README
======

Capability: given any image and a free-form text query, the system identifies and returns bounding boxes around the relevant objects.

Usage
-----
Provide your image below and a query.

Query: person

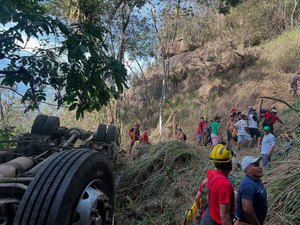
[260,126,276,168]
[128,124,140,155]
[247,108,262,149]
[290,72,300,99]
[140,128,150,145]
[200,144,235,225]
[210,117,222,150]
[262,108,282,134]
[176,128,187,141]
[203,120,212,147]
[234,114,253,151]
[235,156,267,225]
[197,117,206,145]
[226,114,236,147]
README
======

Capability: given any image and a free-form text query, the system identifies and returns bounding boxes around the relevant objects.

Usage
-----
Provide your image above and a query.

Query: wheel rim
[73,179,112,225]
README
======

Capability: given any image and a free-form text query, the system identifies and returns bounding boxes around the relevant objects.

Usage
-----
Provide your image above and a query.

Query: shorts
[237,133,253,142]
[248,128,261,138]
[130,139,136,146]
[291,84,297,91]
[211,134,220,146]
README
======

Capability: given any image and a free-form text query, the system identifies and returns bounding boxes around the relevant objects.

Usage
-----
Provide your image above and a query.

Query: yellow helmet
[210,144,232,163]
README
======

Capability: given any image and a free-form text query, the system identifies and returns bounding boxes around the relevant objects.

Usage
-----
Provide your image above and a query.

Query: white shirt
[248,114,258,128]
[234,119,248,135]
[261,133,276,154]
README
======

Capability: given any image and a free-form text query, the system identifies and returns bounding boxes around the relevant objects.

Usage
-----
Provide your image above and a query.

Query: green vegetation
[116,141,212,224]
[116,140,300,225]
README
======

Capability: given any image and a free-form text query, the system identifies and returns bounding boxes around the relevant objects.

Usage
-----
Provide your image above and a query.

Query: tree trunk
[291,0,298,28]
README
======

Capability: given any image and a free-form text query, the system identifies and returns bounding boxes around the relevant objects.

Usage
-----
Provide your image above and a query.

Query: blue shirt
[235,175,268,224]
[261,133,276,154]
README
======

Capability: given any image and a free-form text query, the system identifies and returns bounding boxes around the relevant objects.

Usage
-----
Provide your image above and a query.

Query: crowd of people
[196,105,281,168]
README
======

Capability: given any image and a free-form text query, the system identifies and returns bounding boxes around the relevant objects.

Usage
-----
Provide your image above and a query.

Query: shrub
[225,0,286,47]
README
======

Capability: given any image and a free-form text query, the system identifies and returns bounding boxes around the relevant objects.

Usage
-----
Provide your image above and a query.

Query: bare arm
[194,191,201,209]
[242,199,260,225]
[219,204,232,225]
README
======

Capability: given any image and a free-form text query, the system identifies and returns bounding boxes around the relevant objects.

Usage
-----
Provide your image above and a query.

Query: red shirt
[140,132,149,144]
[207,170,234,224]
[265,112,281,123]
[197,121,206,135]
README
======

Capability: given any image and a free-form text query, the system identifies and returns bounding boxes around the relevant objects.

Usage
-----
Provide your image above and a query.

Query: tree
[0,0,128,118]
[45,0,151,123]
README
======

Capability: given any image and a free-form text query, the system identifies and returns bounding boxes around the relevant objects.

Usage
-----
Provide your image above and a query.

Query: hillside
[115,25,300,225]
[123,26,300,145]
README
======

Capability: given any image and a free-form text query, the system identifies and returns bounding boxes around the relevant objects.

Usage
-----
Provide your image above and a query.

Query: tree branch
[260,96,300,112]
[0,86,24,97]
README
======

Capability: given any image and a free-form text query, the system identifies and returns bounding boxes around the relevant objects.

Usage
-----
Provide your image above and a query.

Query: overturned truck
[0,115,119,225]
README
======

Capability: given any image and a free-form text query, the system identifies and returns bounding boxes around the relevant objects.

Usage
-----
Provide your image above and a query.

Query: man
[235,156,267,225]
[210,117,222,150]
[247,109,262,149]
[290,72,300,99]
[128,124,140,155]
[234,114,253,151]
[261,126,276,167]
[197,117,206,145]
[262,108,282,134]
[200,144,235,225]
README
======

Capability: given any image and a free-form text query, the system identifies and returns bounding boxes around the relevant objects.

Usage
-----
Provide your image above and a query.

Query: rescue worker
[200,144,235,225]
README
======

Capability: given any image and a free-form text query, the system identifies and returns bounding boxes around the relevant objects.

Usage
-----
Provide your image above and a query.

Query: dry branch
[260,96,300,112]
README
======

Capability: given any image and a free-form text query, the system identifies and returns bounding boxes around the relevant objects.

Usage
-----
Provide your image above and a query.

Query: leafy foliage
[0,0,128,118]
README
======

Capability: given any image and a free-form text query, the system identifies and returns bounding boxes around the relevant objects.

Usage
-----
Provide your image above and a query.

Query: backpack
[263,113,275,127]
[183,175,226,225]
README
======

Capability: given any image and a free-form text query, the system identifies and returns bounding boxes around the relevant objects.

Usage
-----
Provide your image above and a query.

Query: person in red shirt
[140,128,150,145]
[200,144,235,225]
[128,124,140,155]
[197,117,206,145]
[262,108,282,134]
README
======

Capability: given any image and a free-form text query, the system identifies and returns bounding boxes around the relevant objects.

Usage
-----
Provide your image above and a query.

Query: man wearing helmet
[200,144,235,225]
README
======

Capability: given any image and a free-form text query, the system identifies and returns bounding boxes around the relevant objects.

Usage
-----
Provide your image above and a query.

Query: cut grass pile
[115,140,212,225]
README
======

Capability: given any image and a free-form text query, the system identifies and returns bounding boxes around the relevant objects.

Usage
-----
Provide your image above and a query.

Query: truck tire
[31,115,48,134]
[95,124,107,142]
[105,125,116,144]
[13,149,114,225]
[41,116,60,137]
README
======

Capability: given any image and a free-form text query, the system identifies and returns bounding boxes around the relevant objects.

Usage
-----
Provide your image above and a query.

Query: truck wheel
[31,115,48,134]
[105,125,116,144]
[13,149,114,225]
[95,124,107,142]
[41,116,60,137]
